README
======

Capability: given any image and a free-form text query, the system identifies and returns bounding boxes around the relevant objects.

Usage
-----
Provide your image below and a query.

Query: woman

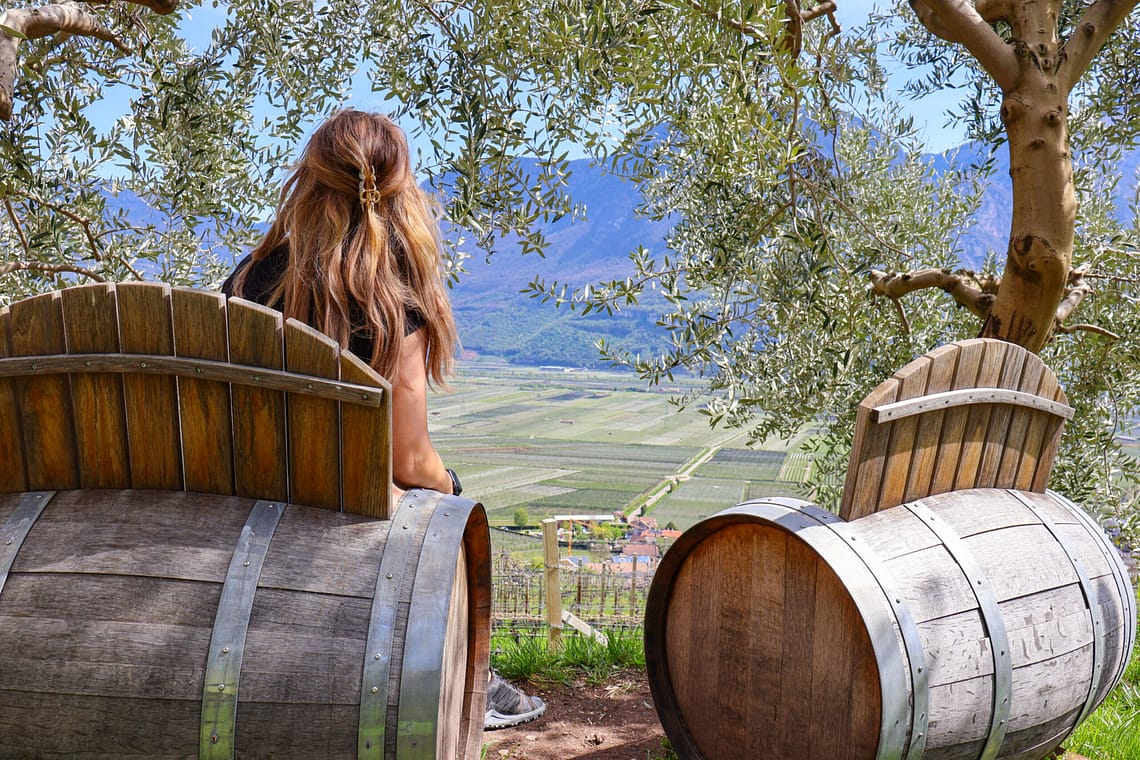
[222,108,457,496]
[222,108,545,730]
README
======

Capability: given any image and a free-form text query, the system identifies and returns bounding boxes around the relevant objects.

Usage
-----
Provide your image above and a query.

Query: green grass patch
[490,628,647,686]
[1064,588,1140,760]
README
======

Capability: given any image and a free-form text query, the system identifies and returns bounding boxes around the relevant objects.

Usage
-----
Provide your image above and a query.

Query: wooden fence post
[542,518,562,649]
[630,554,638,614]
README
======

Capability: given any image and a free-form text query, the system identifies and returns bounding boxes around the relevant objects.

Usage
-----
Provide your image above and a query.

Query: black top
[221,245,424,363]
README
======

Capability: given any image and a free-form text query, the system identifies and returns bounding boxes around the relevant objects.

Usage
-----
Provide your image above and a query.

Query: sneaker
[484,671,547,730]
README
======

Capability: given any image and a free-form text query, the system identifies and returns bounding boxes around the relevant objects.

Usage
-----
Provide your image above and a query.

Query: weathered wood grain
[61,284,131,488]
[879,357,931,508]
[11,490,249,581]
[929,339,986,496]
[903,343,960,503]
[284,318,341,510]
[647,491,1134,760]
[953,340,1009,490]
[8,291,79,489]
[227,298,288,502]
[258,504,391,597]
[843,339,1072,519]
[841,379,900,520]
[976,344,1028,487]
[116,282,183,490]
[0,488,490,759]
[659,521,878,760]
[340,350,391,518]
[172,288,234,495]
[0,308,27,491]
[438,550,469,759]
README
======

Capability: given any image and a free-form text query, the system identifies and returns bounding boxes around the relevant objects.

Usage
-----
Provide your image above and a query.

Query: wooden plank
[903,344,960,502]
[0,691,204,757]
[259,504,391,597]
[663,523,745,756]
[995,357,1046,487]
[117,283,183,490]
[1032,383,1069,491]
[7,291,79,490]
[12,489,249,582]
[238,590,372,704]
[928,340,986,495]
[233,703,357,758]
[0,309,28,491]
[0,353,384,405]
[950,340,1007,490]
[975,345,1028,487]
[227,299,288,502]
[340,351,391,518]
[172,288,234,495]
[437,550,469,759]
[60,284,130,488]
[1019,369,1063,490]
[775,536,818,755]
[878,357,932,510]
[840,379,900,520]
[285,319,341,510]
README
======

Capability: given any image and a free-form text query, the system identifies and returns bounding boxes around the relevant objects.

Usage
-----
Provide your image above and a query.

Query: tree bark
[979,0,1074,352]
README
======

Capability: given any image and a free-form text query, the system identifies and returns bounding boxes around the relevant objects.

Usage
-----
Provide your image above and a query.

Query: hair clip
[358,168,381,210]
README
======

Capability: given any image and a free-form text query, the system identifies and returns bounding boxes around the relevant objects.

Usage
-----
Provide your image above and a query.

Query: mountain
[102,140,1140,370]
[448,166,675,368]
[451,142,1140,368]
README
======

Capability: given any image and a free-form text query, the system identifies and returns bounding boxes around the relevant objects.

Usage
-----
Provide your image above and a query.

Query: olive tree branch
[15,189,104,260]
[1060,0,1140,92]
[907,0,1019,91]
[1,0,176,121]
[869,267,998,320]
[1053,270,1121,339]
[4,196,31,255]
[0,260,106,281]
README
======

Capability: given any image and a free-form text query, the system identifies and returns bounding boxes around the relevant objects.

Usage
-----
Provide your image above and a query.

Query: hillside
[450,142,1139,368]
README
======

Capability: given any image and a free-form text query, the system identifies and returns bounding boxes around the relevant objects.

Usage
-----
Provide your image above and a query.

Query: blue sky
[89,1,970,166]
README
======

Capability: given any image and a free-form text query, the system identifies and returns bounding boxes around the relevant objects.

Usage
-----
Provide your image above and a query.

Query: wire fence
[491,553,654,633]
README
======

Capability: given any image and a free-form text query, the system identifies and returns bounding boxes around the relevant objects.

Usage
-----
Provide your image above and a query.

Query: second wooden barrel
[645,488,1136,760]
[0,487,490,759]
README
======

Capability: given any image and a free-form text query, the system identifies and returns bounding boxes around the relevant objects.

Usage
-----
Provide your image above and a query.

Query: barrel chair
[645,338,1136,760]
[0,282,490,759]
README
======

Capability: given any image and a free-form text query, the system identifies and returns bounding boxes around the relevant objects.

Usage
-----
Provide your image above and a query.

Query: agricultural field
[430,362,813,530]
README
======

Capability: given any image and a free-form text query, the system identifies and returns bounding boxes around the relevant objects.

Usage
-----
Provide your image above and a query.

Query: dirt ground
[481,669,669,760]
[479,670,1094,760]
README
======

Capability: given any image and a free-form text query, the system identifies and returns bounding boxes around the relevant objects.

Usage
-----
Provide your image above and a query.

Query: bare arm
[390,328,455,494]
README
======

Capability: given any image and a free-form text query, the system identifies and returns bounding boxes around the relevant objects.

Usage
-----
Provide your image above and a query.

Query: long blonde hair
[234,109,456,384]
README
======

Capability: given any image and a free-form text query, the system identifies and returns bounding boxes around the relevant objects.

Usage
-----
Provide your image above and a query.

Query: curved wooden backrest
[0,282,392,517]
[840,338,1072,521]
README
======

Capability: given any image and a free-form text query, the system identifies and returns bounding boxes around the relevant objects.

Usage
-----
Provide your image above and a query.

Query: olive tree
[3,0,1139,536]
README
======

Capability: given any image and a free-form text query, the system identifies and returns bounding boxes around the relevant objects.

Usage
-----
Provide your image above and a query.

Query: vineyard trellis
[491,552,654,633]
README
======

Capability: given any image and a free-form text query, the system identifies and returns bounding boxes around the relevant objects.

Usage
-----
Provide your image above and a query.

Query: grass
[490,628,646,686]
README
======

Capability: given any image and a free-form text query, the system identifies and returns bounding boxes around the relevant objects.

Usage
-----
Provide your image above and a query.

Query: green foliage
[4,0,1139,539]
[511,507,529,528]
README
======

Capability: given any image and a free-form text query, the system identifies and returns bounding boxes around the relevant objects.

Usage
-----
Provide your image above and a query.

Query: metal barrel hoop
[905,500,1011,760]
[199,499,286,760]
[358,490,438,759]
[1044,490,1137,697]
[0,491,56,597]
[396,492,481,759]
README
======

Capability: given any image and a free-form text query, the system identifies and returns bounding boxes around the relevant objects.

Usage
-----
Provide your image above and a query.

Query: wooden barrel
[0,487,490,759]
[644,489,1136,760]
